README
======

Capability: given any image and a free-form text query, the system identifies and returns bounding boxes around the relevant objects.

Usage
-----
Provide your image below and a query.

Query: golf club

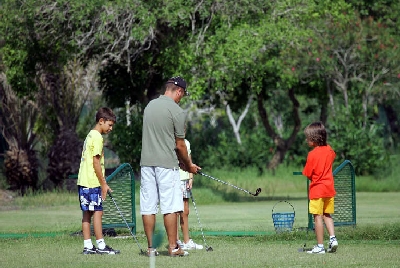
[189,189,213,252]
[107,191,147,255]
[297,227,312,252]
[198,171,261,196]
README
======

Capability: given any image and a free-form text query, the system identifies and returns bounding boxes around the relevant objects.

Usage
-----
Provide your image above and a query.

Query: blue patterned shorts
[78,186,103,211]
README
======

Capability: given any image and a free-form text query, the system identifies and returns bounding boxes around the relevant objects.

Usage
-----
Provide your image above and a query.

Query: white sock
[330,235,336,240]
[96,239,106,250]
[318,244,324,248]
[84,239,93,249]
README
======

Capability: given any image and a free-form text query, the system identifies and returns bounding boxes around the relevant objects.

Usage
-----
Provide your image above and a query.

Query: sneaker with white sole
[307,245,325,254]
[169,245,189,257]
[82,246,97,255]
[183,239,204,250]
[327,237,338,253]
[96,245,120,255]
[146,248,160,257]
[177,240,185,249]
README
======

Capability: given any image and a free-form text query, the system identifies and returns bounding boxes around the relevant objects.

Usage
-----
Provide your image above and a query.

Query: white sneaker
[327,237,338,253]
[307,245,325,254]
[183,239,204,250]
[177,240,185,249]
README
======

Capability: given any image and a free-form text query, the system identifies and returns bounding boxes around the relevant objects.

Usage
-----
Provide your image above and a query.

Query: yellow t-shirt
[179,139,191,181]
[77,129,105,188]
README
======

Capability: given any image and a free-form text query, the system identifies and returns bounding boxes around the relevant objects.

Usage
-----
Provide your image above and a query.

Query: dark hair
[95,107,116,123]
[304,121,327,146]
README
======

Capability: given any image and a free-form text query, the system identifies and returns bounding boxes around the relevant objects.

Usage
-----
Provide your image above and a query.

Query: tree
[37,59,101,187]
[0,73,39,193]
[188,0,352,169]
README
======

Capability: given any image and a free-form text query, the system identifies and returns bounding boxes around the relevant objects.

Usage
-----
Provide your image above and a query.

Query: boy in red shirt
[302,121,338,254]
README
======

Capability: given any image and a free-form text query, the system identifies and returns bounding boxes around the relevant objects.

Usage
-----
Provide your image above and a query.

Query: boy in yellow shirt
[77,107,119,254]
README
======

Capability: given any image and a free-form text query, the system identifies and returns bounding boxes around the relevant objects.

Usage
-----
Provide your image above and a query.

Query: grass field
[1,190,400,268]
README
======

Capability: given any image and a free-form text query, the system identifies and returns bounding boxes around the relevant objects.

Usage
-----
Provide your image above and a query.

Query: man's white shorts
[140,166,184,215]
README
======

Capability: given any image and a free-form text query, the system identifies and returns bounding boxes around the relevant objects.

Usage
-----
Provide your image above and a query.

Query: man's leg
[142,214,156,248]
[176,212,181,242]
[164,212,179,251]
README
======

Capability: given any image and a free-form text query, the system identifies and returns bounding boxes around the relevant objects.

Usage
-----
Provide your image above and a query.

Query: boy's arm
[187,154,194,189]
[93,155,111,200]
[302,154,314,180]
[176,137,201,174]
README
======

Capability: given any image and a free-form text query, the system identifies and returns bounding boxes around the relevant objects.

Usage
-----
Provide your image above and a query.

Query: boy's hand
[101,184,112,201]
[187,178,193,190]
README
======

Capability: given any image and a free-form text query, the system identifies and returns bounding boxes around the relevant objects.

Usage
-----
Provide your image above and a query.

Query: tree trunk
[47,128,83,188]
[257,88,301,170]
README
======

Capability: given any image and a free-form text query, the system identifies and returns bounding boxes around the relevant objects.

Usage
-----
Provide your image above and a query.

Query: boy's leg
[323,197,335,237]
[92,210,104,240]
[81,211,96,254]
[307,198,325,254]
[82,211,93,241]
[323,213,335,237]
[79,186,96,253]
[181,191,203,250]
[90,189,120,254]
[323,198,338,253]
[181,198,190,243]
[313,214,324,245]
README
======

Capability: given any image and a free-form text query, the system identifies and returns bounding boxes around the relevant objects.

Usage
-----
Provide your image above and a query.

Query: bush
[109,111,142,174]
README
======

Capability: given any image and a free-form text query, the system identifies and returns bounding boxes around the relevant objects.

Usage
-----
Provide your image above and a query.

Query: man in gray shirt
[140,76,201,257]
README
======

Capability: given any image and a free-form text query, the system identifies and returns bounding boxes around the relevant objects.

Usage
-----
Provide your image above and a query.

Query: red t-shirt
[302,145,336,199]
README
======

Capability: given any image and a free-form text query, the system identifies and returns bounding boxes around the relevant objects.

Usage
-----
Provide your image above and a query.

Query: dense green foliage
[108,111,143,173]
[1,0,400,191]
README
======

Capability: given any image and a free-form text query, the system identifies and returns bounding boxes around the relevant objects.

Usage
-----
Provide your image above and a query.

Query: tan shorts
[309,197,335,215]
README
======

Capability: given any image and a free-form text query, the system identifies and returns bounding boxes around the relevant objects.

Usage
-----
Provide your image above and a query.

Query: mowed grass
[1,191,400,267]
[1,235,400,268]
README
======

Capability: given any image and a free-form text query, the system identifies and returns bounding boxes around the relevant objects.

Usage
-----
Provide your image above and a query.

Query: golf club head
[206,246,213,252]
[253,188,262,196]
[298,247,312,252]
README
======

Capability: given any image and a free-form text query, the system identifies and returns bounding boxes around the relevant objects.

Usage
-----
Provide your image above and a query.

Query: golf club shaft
[189,189,212,251]
[198,171,261,196]
[107,191,145,254]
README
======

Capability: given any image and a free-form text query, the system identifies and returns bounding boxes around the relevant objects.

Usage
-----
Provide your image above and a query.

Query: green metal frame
[102,163,136,233]
[307,160,356,229]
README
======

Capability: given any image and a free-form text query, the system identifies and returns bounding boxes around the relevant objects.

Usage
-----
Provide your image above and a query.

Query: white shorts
[180,180,191,199]
[140,166,184,215]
